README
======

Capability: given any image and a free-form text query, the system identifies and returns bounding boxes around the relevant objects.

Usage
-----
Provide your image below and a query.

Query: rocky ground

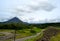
[36,27,60,41]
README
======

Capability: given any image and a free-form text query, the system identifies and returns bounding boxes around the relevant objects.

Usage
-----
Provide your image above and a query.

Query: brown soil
[36,27,60,41]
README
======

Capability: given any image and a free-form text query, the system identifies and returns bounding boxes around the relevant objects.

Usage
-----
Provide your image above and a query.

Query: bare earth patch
[36,27,60,41]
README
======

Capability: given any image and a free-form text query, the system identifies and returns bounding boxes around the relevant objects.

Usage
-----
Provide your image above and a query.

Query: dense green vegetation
[16,27,42,39]
[0,23,60,41]
[0,28,42,39]
[0,23,60,29]
[0,23,43,41]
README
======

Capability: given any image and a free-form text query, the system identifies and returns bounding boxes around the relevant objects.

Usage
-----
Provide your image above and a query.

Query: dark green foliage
[0,23,60,29]
[0,23,28,30]
[29,23,60,29]
[30,30,36,33]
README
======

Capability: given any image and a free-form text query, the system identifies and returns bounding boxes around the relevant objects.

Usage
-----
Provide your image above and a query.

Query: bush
[30,30,36,33]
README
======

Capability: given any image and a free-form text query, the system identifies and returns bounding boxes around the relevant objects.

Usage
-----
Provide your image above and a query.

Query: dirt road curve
[15,30,44,41]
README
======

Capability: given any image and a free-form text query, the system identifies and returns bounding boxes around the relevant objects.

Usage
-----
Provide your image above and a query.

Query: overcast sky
[0,0,60,23]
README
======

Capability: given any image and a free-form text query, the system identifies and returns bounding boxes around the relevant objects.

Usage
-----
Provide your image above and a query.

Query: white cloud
[12,0,56,23]
[29,1,55,11]
[14,0,55,15]
[0,0,58,23]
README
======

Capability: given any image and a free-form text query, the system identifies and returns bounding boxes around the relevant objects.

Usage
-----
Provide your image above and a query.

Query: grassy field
[0,29,14,32]
[0,33,5,36]
[25,29,44,41]
[16,27,42,39]
[25,32,43,41]
[0,27,42,41]
[50,33,60,41]
[0,26,60,41]
[50,27,60,41]
[25,27,60,41]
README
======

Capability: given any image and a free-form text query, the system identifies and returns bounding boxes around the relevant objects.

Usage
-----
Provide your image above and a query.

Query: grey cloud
[0,18,9,22]
[40,2,55,11]
[15,9,25,12]
[15,8,32,13]
[29,2,55,11]
[29,6,40,11]
[14,1,56,15]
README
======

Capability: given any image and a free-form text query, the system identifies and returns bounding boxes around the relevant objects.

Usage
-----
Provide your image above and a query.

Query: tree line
[0,23,60,29]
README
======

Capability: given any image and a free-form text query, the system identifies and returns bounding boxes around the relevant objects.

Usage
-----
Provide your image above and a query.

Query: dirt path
[0,32,14,41]
[0,30,44,41]
[15,30,44,41]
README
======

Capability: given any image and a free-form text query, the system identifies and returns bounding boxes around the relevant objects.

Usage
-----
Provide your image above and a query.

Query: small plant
[0,33,5,36]
[30,30,36,34]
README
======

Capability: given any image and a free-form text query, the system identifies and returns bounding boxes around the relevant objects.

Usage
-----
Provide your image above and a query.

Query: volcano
[0,17,28,25]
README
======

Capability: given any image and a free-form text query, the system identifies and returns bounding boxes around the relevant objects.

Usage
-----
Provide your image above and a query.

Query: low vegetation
[0,33,5,36]
[0,23,60,41]
[50,33,60,41]
[0,27,42,41]
[25,27,60,41]
[25,30,43,41]
[16,27,42,39]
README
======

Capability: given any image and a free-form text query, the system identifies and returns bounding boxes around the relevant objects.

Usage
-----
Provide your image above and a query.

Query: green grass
[25,30,43,41]
[25,27,60,41]
[0,27,42,39]
[5,39,13,41]
[50,33,60,41]
[32,27,42,33]
[0,29,14,33]
[25,33,43,41]
[0,33,5,36]
[16,27,42,39]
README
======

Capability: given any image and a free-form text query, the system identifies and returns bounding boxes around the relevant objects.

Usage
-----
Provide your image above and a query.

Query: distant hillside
[0,17,60,29]
[29,23,60,29]
[6,17,23,23]
[0,17,28,25]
